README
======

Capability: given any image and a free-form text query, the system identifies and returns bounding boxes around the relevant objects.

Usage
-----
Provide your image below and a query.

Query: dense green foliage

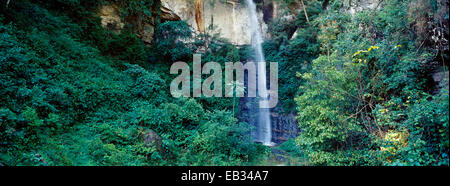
[266,0,449,165]
[0,0,267,166]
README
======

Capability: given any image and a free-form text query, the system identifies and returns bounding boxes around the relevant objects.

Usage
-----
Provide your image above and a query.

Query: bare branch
[300,0,310,23]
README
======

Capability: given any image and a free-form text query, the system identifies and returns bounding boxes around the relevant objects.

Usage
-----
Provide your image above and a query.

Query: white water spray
[245,0,273,146]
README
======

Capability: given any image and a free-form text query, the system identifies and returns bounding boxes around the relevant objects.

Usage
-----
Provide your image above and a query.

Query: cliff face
[96,0,299,45]
[158,0,382,44]
[97,3,158,44]
[160,0,269,45]
[96,0,385,45]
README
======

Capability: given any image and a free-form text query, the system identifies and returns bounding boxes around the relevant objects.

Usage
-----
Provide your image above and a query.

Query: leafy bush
[293,0,449,165]
[154,21,193,62]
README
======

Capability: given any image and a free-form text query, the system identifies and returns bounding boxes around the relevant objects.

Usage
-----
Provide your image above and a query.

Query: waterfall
[245,0,273,146]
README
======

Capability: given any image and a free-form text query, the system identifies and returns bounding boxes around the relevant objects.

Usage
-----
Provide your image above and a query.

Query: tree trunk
[232,96,235,125]
[300,0,310,23]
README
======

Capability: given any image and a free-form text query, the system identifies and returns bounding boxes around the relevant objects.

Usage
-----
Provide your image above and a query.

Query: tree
[300,0,310,23]
[226,81,245,122]
[154,21,193,62]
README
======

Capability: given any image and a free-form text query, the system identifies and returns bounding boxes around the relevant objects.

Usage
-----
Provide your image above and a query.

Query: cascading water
[245,0,273,146]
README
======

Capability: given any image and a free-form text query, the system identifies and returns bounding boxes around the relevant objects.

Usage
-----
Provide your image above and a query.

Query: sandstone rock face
[161,0,270,45]
[98,5,124,34]
[161,5,181,21]
[97,1,296,45]
[98,4,157,44]
[97,1,300,45]
[140,23,155,44]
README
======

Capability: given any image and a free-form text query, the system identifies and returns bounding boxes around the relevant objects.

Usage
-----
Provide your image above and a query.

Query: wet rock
[271,111,300,145]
